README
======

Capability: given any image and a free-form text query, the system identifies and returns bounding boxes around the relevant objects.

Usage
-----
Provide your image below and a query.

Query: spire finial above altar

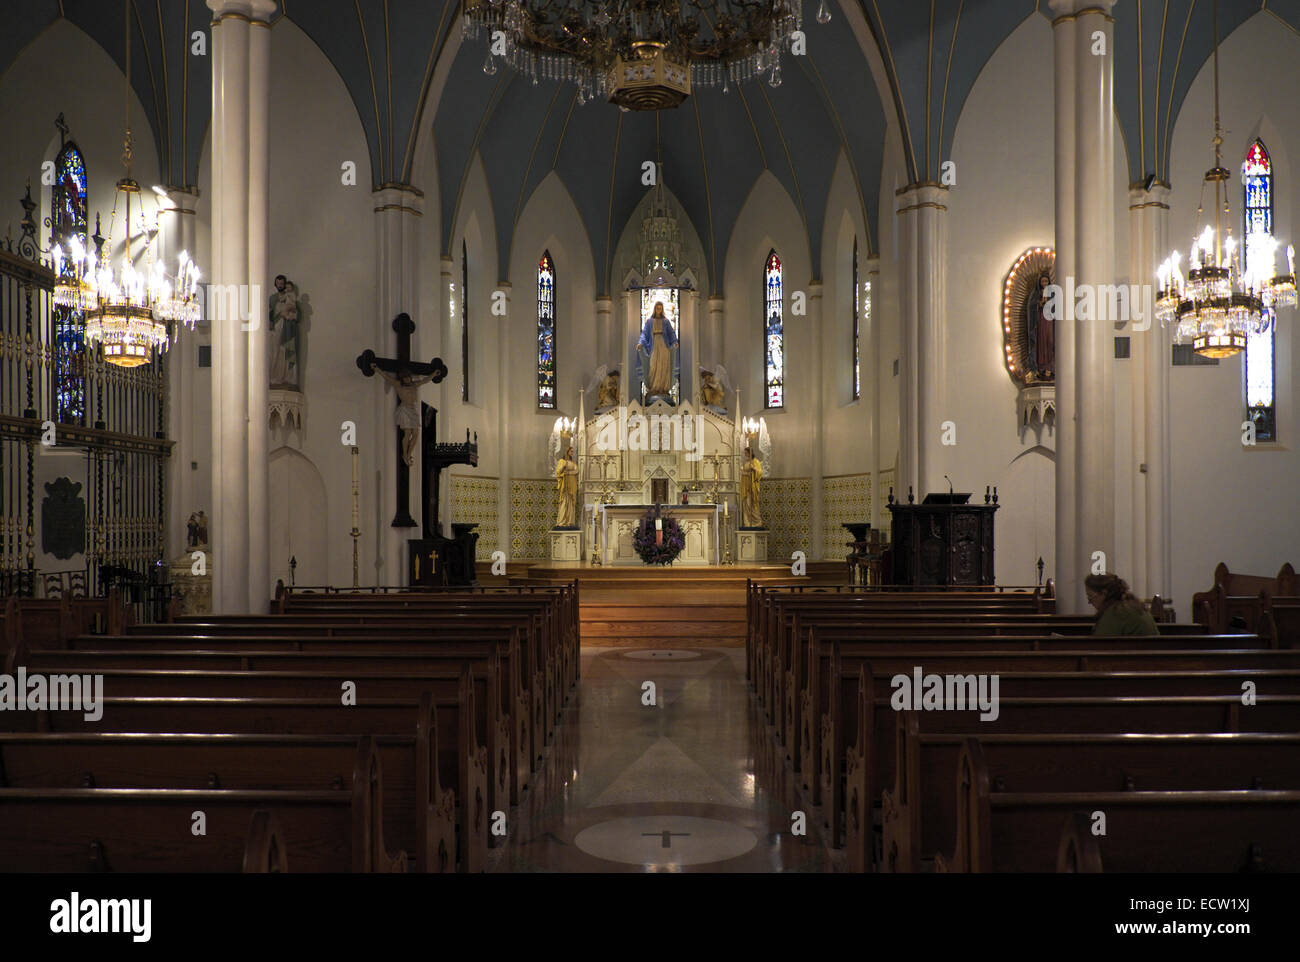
[640,164,684,285]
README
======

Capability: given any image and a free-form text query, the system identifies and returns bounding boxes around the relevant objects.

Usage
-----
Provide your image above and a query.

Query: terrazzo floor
[488,646,840,872]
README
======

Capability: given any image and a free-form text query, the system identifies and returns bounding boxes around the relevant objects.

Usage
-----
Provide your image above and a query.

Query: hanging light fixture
[1154,0,1292,358]
[463,0,808,111]
[51,0,200,367]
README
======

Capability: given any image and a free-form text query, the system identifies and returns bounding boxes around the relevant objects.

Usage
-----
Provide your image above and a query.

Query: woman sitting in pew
[1085,574,1159,636]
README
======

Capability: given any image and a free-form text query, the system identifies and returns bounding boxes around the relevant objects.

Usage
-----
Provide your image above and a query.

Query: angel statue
[699,364,730,415]
[636,300,678,403]
[740,445,764,528]
[586,366,621,413]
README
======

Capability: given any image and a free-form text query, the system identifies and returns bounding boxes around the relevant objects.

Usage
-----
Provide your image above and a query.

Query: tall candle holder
[350,446,360,588]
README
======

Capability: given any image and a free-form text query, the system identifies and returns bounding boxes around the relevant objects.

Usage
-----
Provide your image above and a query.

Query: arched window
[764,249,783,409]
[51,139,88,424]
[852,237,860,401]
[537,250,556,409]
[461,238,469,403]
[1243,139,1276,442]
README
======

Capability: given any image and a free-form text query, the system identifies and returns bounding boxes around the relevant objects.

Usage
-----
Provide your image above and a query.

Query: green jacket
[1093,602,1160,636]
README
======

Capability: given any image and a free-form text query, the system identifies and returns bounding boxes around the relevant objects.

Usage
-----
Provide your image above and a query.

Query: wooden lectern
[886,488,998,586]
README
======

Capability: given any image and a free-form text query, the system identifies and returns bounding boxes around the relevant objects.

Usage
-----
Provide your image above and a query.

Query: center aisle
[489,646,837,871]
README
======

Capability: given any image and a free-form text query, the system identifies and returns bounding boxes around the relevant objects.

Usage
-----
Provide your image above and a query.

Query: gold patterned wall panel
[451,475,500,557]
[510,478,561,560]
[822,473,872,560]
[758,477,811,565]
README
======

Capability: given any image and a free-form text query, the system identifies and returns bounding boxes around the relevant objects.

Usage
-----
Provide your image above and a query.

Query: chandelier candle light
[1154,0,1294,358]
[52,0,201,367]
[462,0,822,110]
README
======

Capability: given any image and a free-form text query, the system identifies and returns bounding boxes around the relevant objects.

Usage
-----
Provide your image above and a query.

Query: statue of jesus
[637,301,678,400]
[376,369,435,466]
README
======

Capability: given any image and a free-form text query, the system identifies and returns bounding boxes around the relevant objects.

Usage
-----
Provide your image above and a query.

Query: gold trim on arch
[869,0,920,183]
[377,181,424,196]
[373,203,423,216]
[1051,7,1115,26]
[895,181,950,195]
[896,201,948,214]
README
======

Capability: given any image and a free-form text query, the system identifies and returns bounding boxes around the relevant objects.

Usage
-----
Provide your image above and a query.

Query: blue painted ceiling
[3,1,1293,292]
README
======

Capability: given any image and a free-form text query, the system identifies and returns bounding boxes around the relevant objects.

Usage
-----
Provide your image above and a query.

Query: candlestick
[350,446,360,588]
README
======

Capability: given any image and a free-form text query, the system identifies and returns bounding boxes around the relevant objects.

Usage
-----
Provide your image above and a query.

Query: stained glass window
[537,251,556,409]
[852,237,860,401]
[1243,139,1276,442]
[764,249,783,409]
[52,141,88,424]
[461,238,469,403]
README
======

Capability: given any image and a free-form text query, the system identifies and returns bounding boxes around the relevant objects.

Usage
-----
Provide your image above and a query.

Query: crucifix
[356,313,448,528]
[642,830,691,849]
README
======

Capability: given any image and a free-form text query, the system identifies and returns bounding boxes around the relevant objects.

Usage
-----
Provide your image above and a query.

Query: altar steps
[579,601,747,647]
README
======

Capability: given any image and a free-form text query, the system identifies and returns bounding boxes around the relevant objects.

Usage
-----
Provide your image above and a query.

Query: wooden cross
[356,313,447,527]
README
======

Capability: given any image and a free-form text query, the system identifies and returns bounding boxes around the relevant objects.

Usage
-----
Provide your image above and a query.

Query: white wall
[1164,11,1300,610]
[723,171,815,475]
[506,171,598,479]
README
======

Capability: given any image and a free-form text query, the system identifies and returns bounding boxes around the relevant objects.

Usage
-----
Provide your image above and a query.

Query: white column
[895,183,948,499]
[1074,1,1117,611]
[439,254,455,538]
[808,280,825,558]
[595,295,612,364]
[372,184,425,581]
[246,16,270,607]
[496,281,513,557]
[207,2,254,611]
[1050,0,1079,611]
[708,295,725,367]
[866,256,881,529]
[162,187,199,558]
[1129,184,1172,602]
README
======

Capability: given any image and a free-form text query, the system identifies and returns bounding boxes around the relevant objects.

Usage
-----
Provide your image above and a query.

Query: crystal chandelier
[51,0,200,367]
[463,0,827,110]
[1154,0,1294,358]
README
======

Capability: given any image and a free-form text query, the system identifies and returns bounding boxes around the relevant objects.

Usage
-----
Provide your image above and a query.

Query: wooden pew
[1,595,19,654]
[11,649,493,871]
[164,609,567,742]
[1192,562,1297,633]
[881,715,1300,872]
[20,640,516,817]
[937,739,1300,872]
[0,735,407,872]
[842,667,1300,871]
[803,629,1269,826]
[56,631,532,806]
[0,725,457,874]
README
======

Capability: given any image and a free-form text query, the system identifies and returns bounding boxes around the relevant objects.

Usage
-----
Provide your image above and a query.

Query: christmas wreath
[632,508,685,565]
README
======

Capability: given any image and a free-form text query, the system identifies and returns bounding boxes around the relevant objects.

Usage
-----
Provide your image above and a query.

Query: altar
[592,503,721,566]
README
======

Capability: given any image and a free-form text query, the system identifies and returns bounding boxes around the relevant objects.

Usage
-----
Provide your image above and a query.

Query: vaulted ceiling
[4,1,1295,292]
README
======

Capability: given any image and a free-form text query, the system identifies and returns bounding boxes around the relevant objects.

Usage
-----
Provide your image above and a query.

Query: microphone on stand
[944,474,954,497]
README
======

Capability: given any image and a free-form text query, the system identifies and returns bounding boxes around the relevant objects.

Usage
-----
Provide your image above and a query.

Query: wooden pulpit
[886,490,998,586]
